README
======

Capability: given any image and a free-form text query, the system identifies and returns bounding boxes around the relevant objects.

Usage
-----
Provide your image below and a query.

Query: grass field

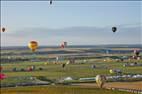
[1,85,133,94]
[1,47,142,94]
[1,59,142,85]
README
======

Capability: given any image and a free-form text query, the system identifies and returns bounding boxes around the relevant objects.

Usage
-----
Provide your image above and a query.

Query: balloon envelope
[50,0,52,4]
[134,49,140,56]
[0,66,2,71]
[109,69,114,74]
[1,27,6,32]
[96,75,106,88]
[112,27,117,32]
[0,73,6,80]
[28,41,38,52]
[61,44,65,48]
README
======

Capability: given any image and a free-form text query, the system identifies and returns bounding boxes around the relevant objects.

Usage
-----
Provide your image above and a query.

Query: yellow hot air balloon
[28,41,38,52]
[109,69,114,74]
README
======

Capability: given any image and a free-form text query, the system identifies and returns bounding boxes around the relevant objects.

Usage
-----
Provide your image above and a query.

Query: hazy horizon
[1,44,142,47]
[1,1,142,46]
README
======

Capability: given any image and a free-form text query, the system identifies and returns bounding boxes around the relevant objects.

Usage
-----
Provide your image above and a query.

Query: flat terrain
[73,81,142,90]
[1,85,133,94]
[1,46,142,94]
[1,60,142,85]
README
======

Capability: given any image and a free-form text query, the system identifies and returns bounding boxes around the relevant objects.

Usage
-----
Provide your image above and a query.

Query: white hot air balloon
[96,75,106,88]
[66,61,70,65]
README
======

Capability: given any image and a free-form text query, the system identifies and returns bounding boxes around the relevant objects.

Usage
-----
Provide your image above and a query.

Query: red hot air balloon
[60,42,67,48]
[0,66,6,80]
[61,44,65,48]
[0,73,6,80]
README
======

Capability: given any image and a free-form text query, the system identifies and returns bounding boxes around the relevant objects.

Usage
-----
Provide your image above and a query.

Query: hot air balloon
[109,69,114,74]
[1,27,6,32]
[60,42,67,48]
[66,61,70,65]
[62,63,66,68]
[96,75,106,88]
[63,42,67,47]
[61,44,65,48]
[112,27,117,33]
[28,41,38,52]
[50,0,52,5]
[134,49,140,57]
[0,67,6,80]
[0,73,6,80]
[0,66,2,71]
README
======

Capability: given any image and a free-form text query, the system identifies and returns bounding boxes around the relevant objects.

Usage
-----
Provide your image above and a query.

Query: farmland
[1,45,142,94]
[1,85,134,94]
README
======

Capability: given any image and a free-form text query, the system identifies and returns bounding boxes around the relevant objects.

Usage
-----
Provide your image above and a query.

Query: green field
[1,59,142,85]
[1,85,133,94]
[1,47,142,94]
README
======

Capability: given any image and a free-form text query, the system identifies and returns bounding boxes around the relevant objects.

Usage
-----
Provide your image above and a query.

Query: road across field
[73,81,142,90]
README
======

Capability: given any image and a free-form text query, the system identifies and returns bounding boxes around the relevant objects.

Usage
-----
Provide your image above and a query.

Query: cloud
[1,25,142,46]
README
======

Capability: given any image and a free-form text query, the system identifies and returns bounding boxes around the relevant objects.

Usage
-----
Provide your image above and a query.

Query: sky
[1,1,142,46]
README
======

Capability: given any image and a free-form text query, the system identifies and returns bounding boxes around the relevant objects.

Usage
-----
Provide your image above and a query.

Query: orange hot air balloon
[1,27,6,32]
[28,41,38,52]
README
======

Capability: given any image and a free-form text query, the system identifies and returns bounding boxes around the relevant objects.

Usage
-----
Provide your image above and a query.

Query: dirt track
[73,81,142,90]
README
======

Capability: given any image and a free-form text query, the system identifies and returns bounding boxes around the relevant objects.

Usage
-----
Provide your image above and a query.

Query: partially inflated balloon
[96,75,106,88]
[28,41,38,52]
[0,73,6,80]
[134,49,140,56]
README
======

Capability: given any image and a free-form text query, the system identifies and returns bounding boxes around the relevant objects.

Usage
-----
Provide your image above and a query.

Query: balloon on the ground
[0,66,2,71]
[109,69,114,74]
[62,63,66,68]
[96,75,106,88]
[66,61,70,65]
[134,49,140,56]
[44,62,48,65]
[0,73,6,80]
[92,65,96,69]
[39,67,43,70]
[28,41,38,52]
